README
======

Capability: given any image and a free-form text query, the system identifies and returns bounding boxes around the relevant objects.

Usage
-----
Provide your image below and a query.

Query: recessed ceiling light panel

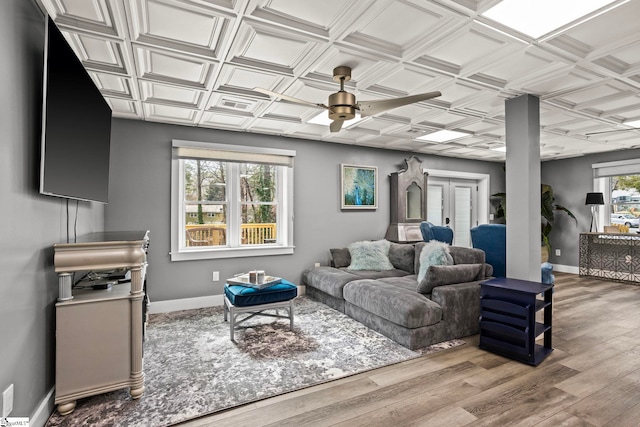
[417,130,470,143]
[482,0,618,38]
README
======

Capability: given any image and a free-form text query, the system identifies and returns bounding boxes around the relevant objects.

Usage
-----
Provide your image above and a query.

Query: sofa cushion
[343,279,442,328]
[224,282,297,307]
[417,263,485,294]
[347,240,394,271]
[378,275,420,292]
[388,243,415,273]
[330,248,351,268]
[303,267,363,299]
[416,241,454,282]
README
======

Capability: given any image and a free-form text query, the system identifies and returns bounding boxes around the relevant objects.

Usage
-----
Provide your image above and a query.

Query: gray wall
[107,118,506,302]
[542,148,640,267]
[0,0,105,420]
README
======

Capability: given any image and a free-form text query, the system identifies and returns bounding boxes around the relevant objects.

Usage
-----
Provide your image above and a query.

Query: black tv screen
[40,16,112,204]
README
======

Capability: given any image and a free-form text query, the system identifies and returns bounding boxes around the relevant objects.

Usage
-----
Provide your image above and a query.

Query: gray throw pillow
[417,263,485,294]
[388,243,415,273]
[347,240,394,271]
[330,248,351,268]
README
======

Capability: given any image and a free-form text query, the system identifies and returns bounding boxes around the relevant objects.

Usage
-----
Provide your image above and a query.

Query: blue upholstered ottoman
[223,280,297,341]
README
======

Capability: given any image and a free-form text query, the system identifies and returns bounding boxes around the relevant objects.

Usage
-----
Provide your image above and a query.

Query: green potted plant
[492,184,577,261]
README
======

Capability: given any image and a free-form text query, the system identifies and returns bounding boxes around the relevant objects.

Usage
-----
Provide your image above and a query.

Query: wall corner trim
[31,386,55,427]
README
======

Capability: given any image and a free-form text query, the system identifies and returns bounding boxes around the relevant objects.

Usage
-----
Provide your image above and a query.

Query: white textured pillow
[417,241,453,282]
[347,240,394,271]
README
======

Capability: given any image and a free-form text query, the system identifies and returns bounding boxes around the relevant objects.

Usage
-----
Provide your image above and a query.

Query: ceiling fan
[254,66,442,132]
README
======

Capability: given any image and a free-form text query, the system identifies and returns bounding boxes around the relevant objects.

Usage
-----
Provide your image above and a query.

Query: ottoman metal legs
[223,296,294,341]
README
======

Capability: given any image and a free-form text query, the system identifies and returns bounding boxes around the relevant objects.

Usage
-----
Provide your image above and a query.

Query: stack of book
[227,273,281,290]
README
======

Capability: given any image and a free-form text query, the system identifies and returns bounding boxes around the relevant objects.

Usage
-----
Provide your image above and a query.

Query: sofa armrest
[484,263,493,278]
[431,282,481,336]
[417,263,484,294]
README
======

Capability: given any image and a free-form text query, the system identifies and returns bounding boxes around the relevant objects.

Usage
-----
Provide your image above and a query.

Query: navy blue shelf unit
[479,277,553,366]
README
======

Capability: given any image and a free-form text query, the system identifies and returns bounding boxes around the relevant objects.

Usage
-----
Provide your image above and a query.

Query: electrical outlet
[314,262,320,268]
[555,249,561,256]
[2,383,14,417]
[212,271,219,281]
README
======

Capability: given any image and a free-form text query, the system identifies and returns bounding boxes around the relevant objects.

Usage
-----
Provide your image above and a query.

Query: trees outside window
[171,140,295,261]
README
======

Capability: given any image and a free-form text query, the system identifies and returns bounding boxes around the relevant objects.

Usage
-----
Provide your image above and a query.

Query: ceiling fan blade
[253,87,328,109]
[586,127,640,136]
[357,91,442,117]
[330,119,344,132]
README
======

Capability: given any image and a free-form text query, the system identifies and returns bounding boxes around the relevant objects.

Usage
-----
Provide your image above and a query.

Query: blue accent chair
[470,224,507,277]
[470,224,555,284]
[541,262,555,285]
[419,221,454,245]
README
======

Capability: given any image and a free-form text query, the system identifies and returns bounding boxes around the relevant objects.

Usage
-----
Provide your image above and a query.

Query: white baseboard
[148,285,306,314]
[31,386,55,427]
[553,264,579,274]
[148,294,224,314]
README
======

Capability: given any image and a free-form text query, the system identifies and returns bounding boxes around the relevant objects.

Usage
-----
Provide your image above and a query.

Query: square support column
[505,94,541,282]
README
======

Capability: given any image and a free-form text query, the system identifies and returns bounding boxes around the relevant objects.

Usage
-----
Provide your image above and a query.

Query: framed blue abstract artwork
[341,164,377,210]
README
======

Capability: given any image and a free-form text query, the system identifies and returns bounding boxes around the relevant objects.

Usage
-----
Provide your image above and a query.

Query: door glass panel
[427,177,477,247]
[454,186,472,247]
[427,185,443,225]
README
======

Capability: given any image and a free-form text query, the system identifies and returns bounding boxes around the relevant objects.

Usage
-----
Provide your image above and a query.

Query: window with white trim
[593,158,640,230]
[171,140,295,261]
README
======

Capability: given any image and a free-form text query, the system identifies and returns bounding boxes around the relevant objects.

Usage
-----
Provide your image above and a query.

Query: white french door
[427,178,478,247]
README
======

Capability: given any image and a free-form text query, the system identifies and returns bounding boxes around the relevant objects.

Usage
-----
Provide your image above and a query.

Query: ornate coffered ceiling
[39,0,640,161]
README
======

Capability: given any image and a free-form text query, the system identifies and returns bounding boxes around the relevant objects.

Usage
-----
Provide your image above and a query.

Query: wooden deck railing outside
[185,223,276,246]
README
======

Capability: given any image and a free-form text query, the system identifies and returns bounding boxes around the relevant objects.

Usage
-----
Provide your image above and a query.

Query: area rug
[46,296,464,427]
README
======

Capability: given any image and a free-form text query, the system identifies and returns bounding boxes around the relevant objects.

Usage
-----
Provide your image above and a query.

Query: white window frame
[592,158,640,231]
[170,140,295,261]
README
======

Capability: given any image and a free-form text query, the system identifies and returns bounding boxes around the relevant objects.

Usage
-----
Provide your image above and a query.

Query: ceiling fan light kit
[327,66,356,131]
[254,65,442,133]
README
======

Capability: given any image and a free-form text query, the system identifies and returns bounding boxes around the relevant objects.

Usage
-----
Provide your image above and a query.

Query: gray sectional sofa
[302,241,491,350]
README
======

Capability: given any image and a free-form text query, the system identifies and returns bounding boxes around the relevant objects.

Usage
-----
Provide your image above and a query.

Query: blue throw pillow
[347,240,395,271]
[417,241,453,282]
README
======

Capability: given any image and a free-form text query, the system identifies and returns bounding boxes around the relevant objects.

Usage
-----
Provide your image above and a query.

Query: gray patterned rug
[46,296,464,427]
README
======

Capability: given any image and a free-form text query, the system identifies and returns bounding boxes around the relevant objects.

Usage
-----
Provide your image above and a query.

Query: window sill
[170,245,295,261]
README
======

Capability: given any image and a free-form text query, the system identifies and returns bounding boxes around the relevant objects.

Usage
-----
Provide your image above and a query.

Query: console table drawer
[480,298,529,328]
[480,320,528,343]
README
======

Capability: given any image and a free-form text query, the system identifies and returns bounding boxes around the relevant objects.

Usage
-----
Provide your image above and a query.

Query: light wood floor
[179,273,640,427]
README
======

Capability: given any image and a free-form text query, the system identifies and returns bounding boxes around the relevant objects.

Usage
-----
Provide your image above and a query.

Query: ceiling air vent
[221,99,251,111]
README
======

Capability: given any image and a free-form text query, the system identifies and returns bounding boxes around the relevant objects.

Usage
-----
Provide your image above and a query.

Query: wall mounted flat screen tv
[40,16,112,204]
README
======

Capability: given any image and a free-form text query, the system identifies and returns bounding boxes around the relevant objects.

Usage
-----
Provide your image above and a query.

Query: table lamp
[585,192,604,232]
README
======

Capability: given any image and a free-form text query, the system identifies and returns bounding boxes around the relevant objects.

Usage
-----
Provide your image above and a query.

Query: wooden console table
[53,230,149,415]
[579,232,640,284]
